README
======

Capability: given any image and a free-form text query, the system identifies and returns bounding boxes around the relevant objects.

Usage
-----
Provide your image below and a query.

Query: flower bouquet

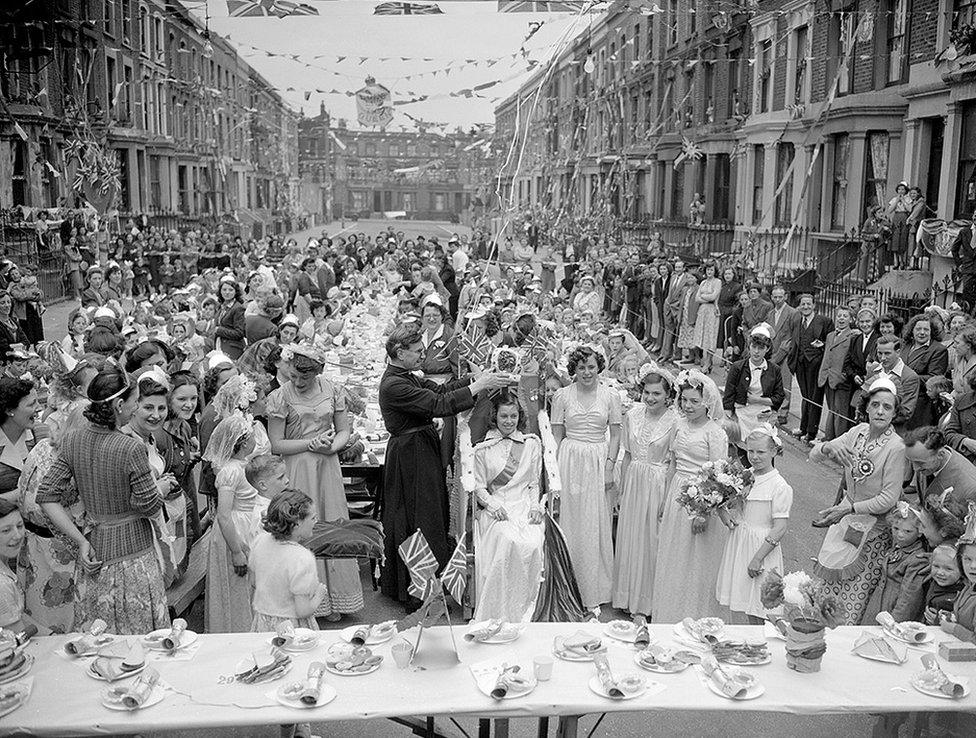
[675,459,754,527]
[760,571,840,673]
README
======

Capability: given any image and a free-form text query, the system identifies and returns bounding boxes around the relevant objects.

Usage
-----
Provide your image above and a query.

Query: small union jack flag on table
[398,529,439,600]
[440,539,467,605]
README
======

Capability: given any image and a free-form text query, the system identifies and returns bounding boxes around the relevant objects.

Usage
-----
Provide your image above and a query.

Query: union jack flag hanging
[374,2,444,14]
[398,529,438,600]
[226,0,319,17]
[440,539,467,605]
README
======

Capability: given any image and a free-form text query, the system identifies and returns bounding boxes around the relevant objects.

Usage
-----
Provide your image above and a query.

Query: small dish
[587,672,647,700]
[275,682,338,709]
[101,685,166,711]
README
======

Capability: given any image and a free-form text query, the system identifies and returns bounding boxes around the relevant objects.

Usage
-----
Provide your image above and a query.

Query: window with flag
[863,131,889,217]
[830,133,850,229]
[752,145,765,225]
[775,143,795,227]
[828,10,856,95]
[756,38,773,113]
[885,0,909,84]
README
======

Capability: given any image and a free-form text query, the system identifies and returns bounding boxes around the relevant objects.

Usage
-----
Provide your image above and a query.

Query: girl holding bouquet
[652,370,731,622]
[716,425,793,622]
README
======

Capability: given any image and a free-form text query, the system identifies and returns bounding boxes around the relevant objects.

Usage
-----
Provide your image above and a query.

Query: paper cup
[533,655,553,681]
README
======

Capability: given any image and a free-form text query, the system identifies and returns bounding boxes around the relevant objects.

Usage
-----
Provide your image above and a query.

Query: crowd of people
[0,212,974,677]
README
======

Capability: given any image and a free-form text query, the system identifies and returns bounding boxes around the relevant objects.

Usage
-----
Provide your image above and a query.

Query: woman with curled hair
[213,276,247,360]
[0,378,40,506]
[951,325,976,399]
[158,370,202,542]
[379,324,511,604]
[124,338,174,374]
[810,378,906,624]
[37,367,169,634]
[551,344,621,615]
[471,391,546,622]
[901,314,949,427]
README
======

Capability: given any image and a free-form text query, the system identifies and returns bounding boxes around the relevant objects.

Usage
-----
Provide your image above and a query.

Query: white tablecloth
[6,623,976,736]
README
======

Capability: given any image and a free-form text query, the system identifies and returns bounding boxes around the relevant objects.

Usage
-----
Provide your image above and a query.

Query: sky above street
[189,0,593,130]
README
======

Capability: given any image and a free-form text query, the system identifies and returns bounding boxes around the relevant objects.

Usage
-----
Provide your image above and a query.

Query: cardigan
[722,357,786,412]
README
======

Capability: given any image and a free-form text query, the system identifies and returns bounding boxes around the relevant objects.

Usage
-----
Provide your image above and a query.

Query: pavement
[38,218,874,737]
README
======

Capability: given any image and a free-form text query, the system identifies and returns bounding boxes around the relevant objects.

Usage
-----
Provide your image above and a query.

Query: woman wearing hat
[267,344,363,619]
[810,377,906,624]
[572,274,601,317]
[213,276,247,360]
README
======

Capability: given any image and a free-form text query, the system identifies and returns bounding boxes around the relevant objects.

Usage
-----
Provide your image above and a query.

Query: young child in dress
[203,413,259,633]
[864,502,929,623]
[249,488,326,629]
[941,508,976,643]
[716,425,792,624]
[925,544,964,625]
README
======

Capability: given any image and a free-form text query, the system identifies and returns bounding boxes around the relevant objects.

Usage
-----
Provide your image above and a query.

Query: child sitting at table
[941,506,976,643]
[248,488,326,630]
[924,544,964,625]
[864,502,928,623]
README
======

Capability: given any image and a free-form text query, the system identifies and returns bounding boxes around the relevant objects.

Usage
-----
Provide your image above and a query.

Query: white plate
[271,629,320,652]
[339,623,395,646]
[275,683,338,709]
[476,673,538,700]
[911,674,970,699]
[466,622,521,644]
[325,659,381,677]
[86,662,146,682]
[0,687,27,719]
[604,621,639,643]
[143,629,199,651]
[0,654,32,685]
[705,674,765,701]
[718,652,772,667]
[235,657,293,684]
[853,648,908,665]
[881,624,933,645]
[552,636,602,662]
[587,673,647,700]
[65,634,118,657]
[633,652,690,674]
[101,685,166,711]
[672,622,723,649]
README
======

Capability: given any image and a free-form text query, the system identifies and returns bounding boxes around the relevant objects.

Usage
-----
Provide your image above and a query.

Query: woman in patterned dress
[267,343,363,619]
[551,345,622,614]
[37,367,169,634]
[810,378,906,624]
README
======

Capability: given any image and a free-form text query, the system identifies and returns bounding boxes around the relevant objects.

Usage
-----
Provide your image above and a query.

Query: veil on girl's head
[675,368,724,420]
[212,374,257,421]
[202,412,252,469]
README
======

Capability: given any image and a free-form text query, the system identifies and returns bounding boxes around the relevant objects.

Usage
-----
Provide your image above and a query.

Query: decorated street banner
[226,0,319,17]
[356,77,394,128]
[374,2,444,14]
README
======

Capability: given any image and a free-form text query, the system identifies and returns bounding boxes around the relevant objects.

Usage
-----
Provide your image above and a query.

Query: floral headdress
[891,499,921,521]
[213,374,258,421]
[279,342,326,366]
[747,421,783,449]
[635,361,676,390]
[675,368,724,420]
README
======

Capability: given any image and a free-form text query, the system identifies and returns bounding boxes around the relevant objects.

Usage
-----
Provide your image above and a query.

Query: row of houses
[494,0,976,296]
[0,0,301,237]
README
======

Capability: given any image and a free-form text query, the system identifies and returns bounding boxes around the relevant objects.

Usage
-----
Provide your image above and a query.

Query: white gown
[472,430,546,623]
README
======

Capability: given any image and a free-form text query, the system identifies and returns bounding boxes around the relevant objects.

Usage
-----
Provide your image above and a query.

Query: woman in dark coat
[716,267,741,365]
[378,324,509,605]
[213,276,246,360]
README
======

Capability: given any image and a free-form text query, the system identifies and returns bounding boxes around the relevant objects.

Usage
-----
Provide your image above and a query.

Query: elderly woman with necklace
[267,343,362,619]
[379,325,510,605]
[810,377,906,625]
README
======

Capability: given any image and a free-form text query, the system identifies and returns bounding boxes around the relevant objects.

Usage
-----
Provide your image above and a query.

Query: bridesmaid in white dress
[716,425,792,622]
[612,364,678,621]
[551,346,621,614]
[472,391,545,623]
[652,370,732,623]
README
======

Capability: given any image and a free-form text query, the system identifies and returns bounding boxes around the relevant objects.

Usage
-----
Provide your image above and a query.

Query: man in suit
[660,260,689,363]
[903,426,976,519]
[818,305,854,441]
[768,285,799,426]
[865,335,920,433]
[902,315,951,426]
[843,308,879,401]
[789,293,833,442]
